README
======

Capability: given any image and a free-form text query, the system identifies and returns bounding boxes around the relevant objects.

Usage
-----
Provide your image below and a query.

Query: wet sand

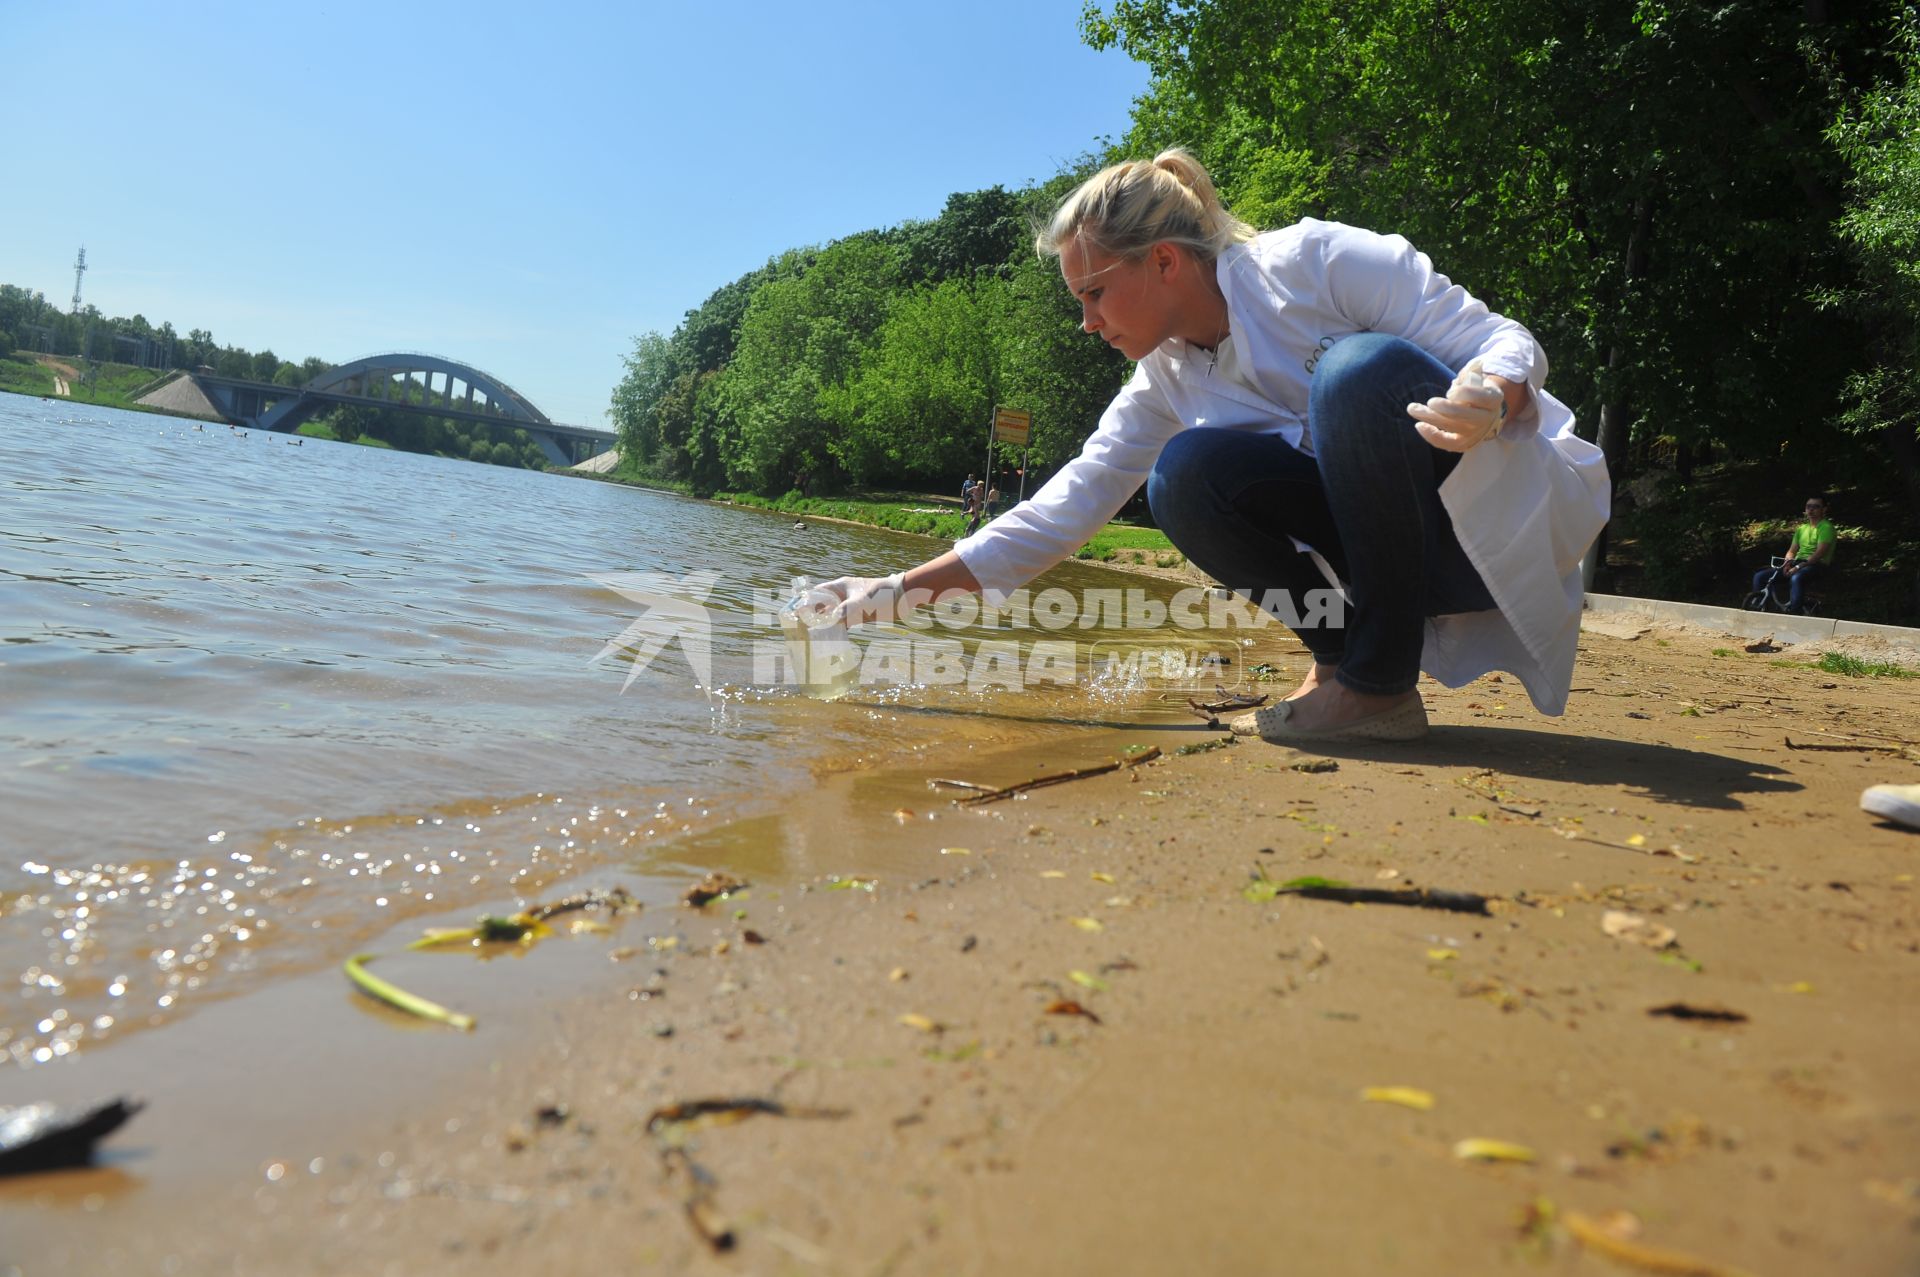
[6,621,1919,1276]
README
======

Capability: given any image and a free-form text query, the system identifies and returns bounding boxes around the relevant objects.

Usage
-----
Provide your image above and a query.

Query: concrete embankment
[567,448,621,474]
[133,372,227,422]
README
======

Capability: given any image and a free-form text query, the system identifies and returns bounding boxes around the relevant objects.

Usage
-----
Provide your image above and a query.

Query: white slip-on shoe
[1861,784,1920,831]
[1228,695,1429,743]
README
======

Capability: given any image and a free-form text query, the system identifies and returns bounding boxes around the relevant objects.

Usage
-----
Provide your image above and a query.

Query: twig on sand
[1784,736,1908,754]
[1281,884,1493,915]
[952,747,1164,807]
[647,1098,849,1251]
[1187,689,1269,725]
[927,777,998,793]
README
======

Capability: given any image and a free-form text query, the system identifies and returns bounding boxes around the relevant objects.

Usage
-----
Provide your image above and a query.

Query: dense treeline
[313,404,552,470]
[1,283,546,470]
[0,282,330,387]
[610,180,1132,497]
[609,1,1920,546]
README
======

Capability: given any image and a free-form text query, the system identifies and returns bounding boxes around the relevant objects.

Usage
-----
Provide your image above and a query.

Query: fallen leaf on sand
[1070,917,1105,933]
[1453,1138,1536,1163]
[939,847,972,856]
[1039,870,1066,879]
[1864,1178,1920,1214]
[1563,1209,1755,1276]
[1648,1002,1747,1025]
[1777,980,1816,994]
[1068,970,1109,992]
[1045,999,1103,1025]
[887,967,908,982]
[897,1013,941,1034]
[343,954,475,1031]
[1602,910,1678,950]
[682,873,746,908]
[1427,947,1459,961]
[1090,872,1116,884]
[1360,1086,1435,1111]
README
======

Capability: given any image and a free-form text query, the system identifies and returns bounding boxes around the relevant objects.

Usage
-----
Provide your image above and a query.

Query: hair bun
[1035,146,1255,263]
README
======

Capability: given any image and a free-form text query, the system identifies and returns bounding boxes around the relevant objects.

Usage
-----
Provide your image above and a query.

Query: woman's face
[1060,236,1171,361]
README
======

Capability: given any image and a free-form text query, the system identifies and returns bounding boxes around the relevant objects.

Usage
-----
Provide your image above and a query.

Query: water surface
[0,397,1291,1069]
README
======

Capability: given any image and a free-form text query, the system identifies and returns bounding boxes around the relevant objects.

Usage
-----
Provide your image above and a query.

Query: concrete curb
[1583,592,1920,646]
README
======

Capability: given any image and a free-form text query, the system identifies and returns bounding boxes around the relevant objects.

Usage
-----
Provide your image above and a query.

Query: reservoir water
[0,398,1294,1073]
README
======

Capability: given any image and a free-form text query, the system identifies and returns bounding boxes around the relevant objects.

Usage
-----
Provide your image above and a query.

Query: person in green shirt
[1752,494,1835,614]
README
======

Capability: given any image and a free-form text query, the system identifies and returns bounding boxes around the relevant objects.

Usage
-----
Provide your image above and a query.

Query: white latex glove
[816,572,908,627]
[1407,357,1508,452]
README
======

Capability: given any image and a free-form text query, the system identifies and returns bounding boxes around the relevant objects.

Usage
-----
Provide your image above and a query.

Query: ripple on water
[0,400,1302,1067]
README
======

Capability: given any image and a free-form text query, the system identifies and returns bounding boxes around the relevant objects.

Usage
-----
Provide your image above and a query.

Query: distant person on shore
[962,473,977,506]
[985,486,1001,520]
[1751,494,1835,615]
[963,482,985,536]
[814,148,1608,741]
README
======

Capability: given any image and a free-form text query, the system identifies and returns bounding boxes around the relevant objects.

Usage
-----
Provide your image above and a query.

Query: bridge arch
[308,353,553,426]
[200,350,613,466]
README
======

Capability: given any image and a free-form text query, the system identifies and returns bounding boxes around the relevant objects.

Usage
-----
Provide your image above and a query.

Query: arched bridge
[166,352,614,467]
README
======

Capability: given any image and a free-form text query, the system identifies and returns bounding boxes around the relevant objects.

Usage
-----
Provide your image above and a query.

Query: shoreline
[565,465,1211,586]
[9,619,1919,1274]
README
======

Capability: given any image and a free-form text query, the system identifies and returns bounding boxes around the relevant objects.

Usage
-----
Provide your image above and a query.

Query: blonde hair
[1036,147,1255,263]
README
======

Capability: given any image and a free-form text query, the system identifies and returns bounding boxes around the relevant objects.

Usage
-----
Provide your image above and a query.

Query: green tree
[1827,15,1920,512]
[184,329,216,369]
[833,276,1000,483]
[897,186,1029,285]
[715,236,899,491]
[610,330,673,463]
[489,441,518,467]
[1081,0,1915,539]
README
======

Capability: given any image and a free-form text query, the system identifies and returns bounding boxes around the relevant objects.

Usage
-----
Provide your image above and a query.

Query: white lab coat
[954,220,1611,715]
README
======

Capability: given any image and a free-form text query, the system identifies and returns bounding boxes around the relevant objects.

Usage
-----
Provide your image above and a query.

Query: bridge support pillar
[527,430,572,469]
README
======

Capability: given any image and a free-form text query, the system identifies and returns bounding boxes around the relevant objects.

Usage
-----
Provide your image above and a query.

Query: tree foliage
[1080,0,1917,504]
[607,166,1129,498]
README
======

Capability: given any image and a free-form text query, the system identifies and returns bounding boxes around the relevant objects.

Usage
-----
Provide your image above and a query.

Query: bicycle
[1742,556,1822,616]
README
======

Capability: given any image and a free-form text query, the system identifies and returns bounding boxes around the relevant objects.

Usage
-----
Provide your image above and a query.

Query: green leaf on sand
[344,953,476,1030]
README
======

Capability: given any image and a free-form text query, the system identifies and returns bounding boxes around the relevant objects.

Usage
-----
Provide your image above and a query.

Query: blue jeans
[1752,561,1825,612]
[1145,333,1497,695]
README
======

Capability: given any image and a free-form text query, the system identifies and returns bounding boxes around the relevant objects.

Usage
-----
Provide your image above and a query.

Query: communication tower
[71,246,88,314]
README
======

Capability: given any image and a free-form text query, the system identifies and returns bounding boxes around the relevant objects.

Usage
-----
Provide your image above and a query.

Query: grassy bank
[580,456,1184,566]
[295,421,394,449]
[715,489,1184,567]
[0,354,174,410]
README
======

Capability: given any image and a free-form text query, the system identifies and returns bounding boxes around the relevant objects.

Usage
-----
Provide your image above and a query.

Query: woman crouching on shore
[818,149,1610,742]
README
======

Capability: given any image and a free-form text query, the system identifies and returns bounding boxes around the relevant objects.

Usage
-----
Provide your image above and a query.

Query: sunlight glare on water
[0,399,1295,1067]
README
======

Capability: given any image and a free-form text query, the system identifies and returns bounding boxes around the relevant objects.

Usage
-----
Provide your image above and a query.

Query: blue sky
[0,1,1149,427]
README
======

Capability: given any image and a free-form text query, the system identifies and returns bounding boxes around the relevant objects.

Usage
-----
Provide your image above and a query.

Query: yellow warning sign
[992,406,1031,446]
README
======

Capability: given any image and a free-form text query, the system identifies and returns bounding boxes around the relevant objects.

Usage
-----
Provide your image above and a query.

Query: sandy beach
[6,616,1919,1277]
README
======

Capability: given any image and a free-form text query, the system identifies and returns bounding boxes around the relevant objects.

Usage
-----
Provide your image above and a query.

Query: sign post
[990,406,1032,506]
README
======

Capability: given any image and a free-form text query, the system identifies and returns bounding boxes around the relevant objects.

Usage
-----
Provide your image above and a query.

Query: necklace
[1201,296,1229,375]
